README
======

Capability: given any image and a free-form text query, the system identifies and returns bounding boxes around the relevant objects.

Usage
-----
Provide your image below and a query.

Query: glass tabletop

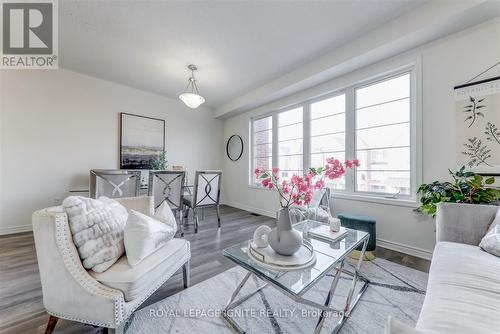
[222,220,369,296]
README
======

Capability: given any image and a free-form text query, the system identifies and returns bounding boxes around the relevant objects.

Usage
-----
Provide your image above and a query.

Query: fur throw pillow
[62,196,128,273]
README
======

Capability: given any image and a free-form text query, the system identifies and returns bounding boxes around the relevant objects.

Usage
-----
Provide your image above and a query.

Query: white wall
[222,18,500,259]
[0,69,223,234]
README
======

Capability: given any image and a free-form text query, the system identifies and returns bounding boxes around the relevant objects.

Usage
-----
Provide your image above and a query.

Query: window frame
[249,64,420,204]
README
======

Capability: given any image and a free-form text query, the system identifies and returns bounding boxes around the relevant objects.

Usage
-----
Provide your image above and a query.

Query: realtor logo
[1,0,58,69]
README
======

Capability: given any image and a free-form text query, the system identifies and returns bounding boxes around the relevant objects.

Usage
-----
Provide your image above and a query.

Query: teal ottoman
[337,213,376,259]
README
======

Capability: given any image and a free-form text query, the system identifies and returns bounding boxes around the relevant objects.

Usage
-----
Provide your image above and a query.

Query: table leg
[344,238,368,316]
[313,261,345,334]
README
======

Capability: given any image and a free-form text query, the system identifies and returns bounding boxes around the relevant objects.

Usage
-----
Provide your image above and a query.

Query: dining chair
[89,169,141,199]
[148,171,186,236]
[183,170,222,233]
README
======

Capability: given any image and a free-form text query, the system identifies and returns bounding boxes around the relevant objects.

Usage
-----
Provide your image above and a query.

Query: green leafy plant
[152,151,168,170]
[417,166,500,217]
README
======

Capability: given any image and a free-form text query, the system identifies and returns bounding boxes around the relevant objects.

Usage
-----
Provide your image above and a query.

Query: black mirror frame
[226,135,244,161]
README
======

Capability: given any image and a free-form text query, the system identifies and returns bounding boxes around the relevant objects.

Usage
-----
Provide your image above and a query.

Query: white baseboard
[0,224,32,235]
[222,201,275,218]
[377,238,433,260]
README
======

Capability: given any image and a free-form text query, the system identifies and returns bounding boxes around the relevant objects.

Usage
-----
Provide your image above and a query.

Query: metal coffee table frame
[222,233,369,334]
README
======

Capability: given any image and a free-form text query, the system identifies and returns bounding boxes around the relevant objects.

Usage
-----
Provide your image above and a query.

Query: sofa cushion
[90,238,189,301]
[124,203,177,266]
[62,196,129,273]
[416,242,500,334]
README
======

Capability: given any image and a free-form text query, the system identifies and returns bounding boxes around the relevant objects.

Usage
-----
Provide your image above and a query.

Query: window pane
[253,117,272,132]
[254,143,272,158]
[356,171,410,195]
[356,98,410,129]
[254,129,272,145]
[279,107,303,126]
[311,94,345,119]
[356,147,410,171]
[355,71,412,196]
[255,157,272,170]
[279,138,302,155]
[356,74,410,109]
[279,123,303,142]
[311,113,345,136]
[356,123,409,150]
[311,133,345,153]
[279,155,302,171]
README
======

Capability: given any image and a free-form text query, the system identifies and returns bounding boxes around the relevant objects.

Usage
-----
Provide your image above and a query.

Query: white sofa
[388,202,500,334]
[32,196,191,333]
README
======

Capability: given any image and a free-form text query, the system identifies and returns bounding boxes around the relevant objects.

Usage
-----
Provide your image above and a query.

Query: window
[310,94,346,190]
[278,107,303,180]
[250,67,417,201]
[355,73,411,195]
[251,115,272,185]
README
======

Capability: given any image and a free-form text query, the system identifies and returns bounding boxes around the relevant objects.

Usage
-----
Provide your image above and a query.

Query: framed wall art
[120,112,165,169]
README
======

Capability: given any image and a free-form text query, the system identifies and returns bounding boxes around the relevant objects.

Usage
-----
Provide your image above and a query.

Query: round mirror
[226,135,243,161]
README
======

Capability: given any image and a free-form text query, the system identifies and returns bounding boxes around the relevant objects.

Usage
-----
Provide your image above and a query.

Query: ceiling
[60,0,426,109]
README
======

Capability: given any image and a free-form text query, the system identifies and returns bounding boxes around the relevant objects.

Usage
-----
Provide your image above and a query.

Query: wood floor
[0,205,430,334]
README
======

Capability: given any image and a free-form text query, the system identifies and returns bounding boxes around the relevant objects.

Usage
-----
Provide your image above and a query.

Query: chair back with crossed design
[89,169,141,199]
[148,171,185,211]
[193,171,222,208]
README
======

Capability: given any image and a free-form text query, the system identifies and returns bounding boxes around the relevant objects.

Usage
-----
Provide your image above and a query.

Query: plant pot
[268,208,302,256]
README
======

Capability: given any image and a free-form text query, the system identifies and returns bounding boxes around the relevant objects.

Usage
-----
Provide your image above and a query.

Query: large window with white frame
[250,67,417,200]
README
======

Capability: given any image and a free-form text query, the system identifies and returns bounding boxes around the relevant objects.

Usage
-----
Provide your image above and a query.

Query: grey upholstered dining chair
[183,171,222,233]
[89,169,141,199]
[148,171,186,236]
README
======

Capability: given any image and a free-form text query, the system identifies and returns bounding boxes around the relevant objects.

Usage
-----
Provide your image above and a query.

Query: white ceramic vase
[268,208,302,256]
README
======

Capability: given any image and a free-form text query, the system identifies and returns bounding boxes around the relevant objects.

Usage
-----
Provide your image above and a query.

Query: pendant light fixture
[179,64,205,109]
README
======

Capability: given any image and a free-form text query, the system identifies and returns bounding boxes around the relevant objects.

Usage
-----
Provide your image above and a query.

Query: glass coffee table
[221,220,370,334]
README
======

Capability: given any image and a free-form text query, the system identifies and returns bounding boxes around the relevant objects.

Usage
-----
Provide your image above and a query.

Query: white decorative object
[247,240,316,271]
[253,225,272,248]
[62,196,128,273]
[179,64,205,109]
[268,208,302,256]
[308,224,348,243]
[330,217,341,232]
[124,205,177,267]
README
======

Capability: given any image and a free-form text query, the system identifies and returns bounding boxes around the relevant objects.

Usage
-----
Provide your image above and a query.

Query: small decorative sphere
[253,225,272,248]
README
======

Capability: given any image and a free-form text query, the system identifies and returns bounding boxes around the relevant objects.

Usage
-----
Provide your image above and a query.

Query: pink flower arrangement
[254,157,360,208]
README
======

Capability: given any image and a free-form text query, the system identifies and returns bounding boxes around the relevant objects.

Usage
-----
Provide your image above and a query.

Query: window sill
[331,192,418,208]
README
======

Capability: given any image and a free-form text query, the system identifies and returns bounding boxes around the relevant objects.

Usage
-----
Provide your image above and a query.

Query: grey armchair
[32,196,191,333]
[148,170,186,236]
[89,169,141,199]
[183,171,222,233]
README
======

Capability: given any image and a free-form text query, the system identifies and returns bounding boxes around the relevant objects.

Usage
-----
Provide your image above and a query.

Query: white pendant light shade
[179,92,205,109]
[179,64,205,109]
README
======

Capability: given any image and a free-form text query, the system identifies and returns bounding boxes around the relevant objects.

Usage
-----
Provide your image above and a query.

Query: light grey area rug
[125,258,428,334]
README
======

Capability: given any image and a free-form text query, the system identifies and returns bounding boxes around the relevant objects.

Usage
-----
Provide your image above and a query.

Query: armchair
[32,196,191,333]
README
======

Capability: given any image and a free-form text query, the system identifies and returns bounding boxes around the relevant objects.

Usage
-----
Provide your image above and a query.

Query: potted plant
[254,157,359,255]
[417,166,500,217]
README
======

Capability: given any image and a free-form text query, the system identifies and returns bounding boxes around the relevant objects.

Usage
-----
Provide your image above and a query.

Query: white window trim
[249,61,422,207]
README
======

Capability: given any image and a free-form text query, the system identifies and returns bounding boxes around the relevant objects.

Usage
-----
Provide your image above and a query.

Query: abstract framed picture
[455,76,500,175]
[120,112,165,169]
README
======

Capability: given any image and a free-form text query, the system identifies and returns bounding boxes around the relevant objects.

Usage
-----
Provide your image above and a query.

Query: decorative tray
[247,239,316,271]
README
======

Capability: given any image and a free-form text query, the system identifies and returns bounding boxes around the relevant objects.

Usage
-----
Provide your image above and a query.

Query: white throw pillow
[124,202,177,266]
[62,196,128,273]
[479,208,500,257]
